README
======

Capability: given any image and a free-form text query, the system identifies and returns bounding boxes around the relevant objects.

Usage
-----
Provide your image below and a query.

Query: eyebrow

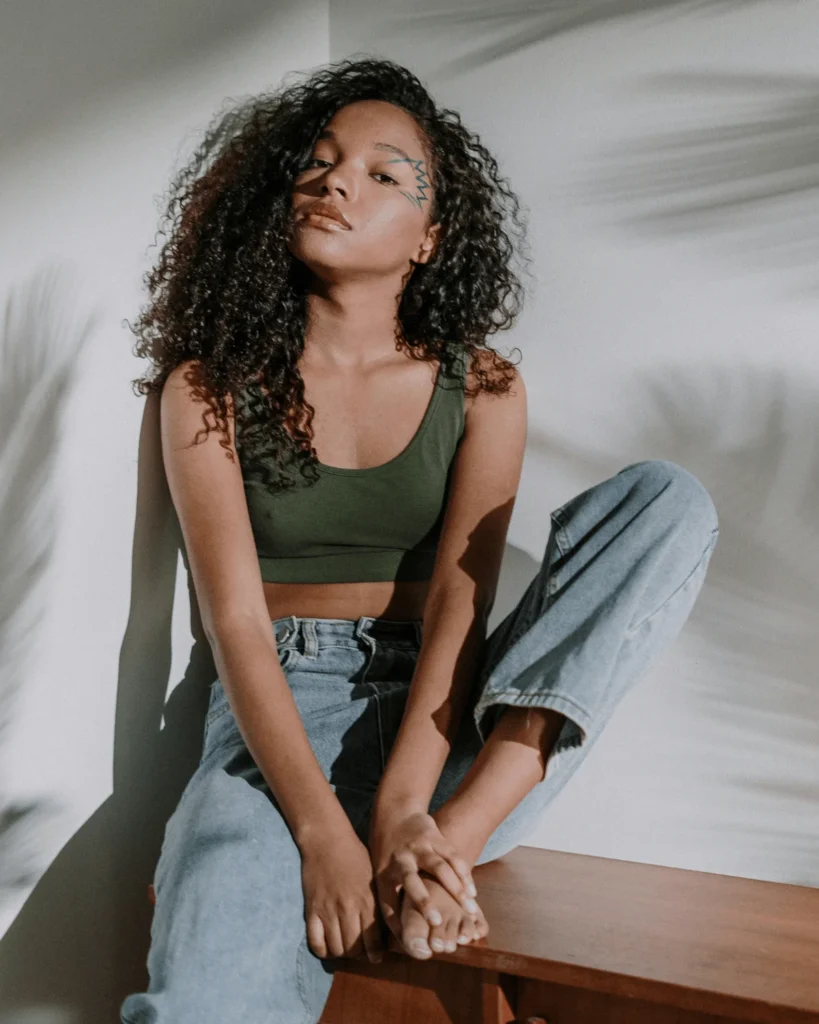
[317,129,414,165]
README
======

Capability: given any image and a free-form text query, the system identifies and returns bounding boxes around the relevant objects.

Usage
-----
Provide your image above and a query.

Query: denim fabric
[120,459,719,1024]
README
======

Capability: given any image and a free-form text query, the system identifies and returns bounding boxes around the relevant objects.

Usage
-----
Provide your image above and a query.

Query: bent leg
[429,459,720,864]
[120,724,336,1024]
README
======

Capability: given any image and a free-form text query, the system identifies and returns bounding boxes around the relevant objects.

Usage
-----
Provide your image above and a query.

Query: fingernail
[428,909,443,926]
[369,953,383,963]
[464,898,479,913]
[468,882,477,897]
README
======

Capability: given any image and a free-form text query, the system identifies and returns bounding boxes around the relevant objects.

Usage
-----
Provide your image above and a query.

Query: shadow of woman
[0,393,218,1023]
[0,386,545,1023]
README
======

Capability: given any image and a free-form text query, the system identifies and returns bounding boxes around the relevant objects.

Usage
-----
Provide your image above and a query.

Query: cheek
[364,201,423,245]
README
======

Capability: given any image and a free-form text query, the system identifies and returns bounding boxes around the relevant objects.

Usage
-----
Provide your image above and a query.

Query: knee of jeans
[623,459,719,538]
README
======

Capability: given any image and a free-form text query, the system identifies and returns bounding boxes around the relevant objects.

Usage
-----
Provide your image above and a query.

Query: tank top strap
[415,346,467,457]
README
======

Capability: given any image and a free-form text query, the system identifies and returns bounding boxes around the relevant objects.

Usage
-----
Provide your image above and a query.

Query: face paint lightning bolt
[386,157,431,212]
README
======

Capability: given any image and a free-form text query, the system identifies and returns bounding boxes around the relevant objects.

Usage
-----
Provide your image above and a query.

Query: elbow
[204,607,274,649]
[424,579,495,622]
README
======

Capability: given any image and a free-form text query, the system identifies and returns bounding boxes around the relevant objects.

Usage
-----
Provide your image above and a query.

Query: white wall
[0,3,329,1020]
[2,0,818,1020]
[332,0,819,884]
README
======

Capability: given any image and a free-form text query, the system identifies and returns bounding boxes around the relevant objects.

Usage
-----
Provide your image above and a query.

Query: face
[286,100,440,282]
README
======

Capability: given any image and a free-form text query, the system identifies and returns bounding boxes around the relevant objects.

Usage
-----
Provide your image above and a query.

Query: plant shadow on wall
[527,362,819,886]
[0,269,96,1014]
[402,0,798,77]
[407,4,818,293]
[0,269,97,896]
[0,308,217,1018]
[0,0,279,150]
[563,64,819,879]
[576,69,819,296]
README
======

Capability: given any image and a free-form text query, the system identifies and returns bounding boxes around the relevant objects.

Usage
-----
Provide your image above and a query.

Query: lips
[301,202,351,229]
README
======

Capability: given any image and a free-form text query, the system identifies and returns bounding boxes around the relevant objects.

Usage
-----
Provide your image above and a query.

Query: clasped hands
[369,808,489,960]
[300,806,488,964]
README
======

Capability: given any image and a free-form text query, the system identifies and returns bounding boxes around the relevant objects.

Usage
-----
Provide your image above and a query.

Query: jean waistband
[271,615,423,649]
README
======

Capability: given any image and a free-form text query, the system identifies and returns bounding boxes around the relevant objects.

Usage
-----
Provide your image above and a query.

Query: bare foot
[398,877,489,959]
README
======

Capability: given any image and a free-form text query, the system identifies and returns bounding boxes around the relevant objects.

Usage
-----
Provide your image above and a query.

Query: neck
[302,275,408,369]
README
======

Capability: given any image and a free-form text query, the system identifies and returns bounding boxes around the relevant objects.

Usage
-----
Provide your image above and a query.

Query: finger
[384,856,440,927]
[376,875,405,943]
[399,869,443,927]
[431,841,479,903]
[449,852,478,898]
[360,907,384,964]
[430,836,478,896]
[306,914,328,959]
[340,907,365,960]
[324,913,346,959]
[420,855,479,915]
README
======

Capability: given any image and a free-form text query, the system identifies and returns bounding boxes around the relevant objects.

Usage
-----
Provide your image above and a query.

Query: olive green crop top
[238,350,468,584]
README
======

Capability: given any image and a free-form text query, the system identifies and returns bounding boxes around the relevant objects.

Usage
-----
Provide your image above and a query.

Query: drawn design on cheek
[387,157,431,211]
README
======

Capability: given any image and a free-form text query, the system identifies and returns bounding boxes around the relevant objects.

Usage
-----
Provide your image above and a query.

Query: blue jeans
[120,459,719,1024]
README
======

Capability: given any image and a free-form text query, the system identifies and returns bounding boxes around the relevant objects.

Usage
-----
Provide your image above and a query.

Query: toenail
[409,939,431,955]
[430,938,444,951]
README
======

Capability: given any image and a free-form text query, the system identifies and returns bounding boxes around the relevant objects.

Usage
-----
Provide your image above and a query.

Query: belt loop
[303,619,317,658]
[284,615,300,648]
[355,616,377,684]
[354,616,375,642]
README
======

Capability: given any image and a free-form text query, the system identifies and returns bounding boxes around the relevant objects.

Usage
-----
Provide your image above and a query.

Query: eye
[303,158,397,185]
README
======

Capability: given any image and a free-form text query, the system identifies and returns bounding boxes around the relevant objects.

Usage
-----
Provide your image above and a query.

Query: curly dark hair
[127,54,532,491]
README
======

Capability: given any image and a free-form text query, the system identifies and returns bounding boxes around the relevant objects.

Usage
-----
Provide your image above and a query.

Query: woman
[120,56,719,1023]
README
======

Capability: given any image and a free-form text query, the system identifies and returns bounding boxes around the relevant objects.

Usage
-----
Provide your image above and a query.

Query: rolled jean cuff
[473,690,590,749]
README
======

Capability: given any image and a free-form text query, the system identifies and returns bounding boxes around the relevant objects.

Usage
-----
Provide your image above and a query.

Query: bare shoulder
[426,347,527,601]
[456,344,527,487]
[161,359,237,449]
[159,359,269,634]
[463,346,526,421]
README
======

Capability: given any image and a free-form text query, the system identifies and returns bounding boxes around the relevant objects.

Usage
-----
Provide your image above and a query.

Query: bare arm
[372,355,528,823]
[161,362,354,849]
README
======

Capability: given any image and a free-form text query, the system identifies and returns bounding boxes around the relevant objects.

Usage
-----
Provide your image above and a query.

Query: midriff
[262,579,430,623]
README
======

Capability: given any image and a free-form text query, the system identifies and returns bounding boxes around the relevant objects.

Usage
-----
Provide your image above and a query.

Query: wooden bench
[320,846,819,1024]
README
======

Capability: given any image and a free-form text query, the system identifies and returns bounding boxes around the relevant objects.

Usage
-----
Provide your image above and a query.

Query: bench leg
[481,969,517,1023]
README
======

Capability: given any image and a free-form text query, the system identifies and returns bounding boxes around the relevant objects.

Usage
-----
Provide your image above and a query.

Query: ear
[414,221,441,266]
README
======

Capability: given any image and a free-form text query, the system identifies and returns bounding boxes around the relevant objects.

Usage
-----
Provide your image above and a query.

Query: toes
[444,916,460,952]
[458,914,485,944]
[401,898,432,959]
[429,915,459,954]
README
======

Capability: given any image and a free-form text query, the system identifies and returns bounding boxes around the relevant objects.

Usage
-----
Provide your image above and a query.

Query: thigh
[121,703,340,1023]
[279,638,412,842]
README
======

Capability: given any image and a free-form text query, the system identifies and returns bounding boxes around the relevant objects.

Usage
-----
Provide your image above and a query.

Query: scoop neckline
[316,360,444,476]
